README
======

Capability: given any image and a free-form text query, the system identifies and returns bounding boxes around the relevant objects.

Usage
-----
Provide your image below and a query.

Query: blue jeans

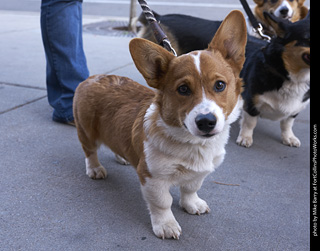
[41,0,89,123]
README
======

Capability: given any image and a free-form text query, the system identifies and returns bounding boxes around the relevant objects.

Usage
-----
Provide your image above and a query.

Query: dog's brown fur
[73,75,154,183]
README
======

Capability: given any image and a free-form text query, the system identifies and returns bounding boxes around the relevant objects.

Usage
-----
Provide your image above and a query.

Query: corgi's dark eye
[177,84,192,96]
[214,81,226,92]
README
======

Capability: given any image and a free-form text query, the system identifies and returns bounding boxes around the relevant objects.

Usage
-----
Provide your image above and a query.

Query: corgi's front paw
[236,135,253,148]
[282,135,301,147]
[86,165,107,179]
[180,197,210,215]
[152,219,182,240]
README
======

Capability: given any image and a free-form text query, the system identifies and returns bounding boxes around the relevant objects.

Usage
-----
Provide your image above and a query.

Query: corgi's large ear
[208,10,247,76]
[263,11,287,37]
[300,6,309,20]
[253,0,264,7]
[129,38,175,89]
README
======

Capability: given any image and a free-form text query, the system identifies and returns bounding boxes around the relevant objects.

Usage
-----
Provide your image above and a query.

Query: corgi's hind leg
[115,154,130,165]
[85,151,107,179]
[77,126,107,179]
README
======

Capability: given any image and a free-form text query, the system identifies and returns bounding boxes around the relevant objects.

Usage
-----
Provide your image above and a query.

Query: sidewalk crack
[0,95,47,115]
[0,82,47,91]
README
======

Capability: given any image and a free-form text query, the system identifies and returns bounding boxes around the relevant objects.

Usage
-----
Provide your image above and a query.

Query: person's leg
[41,0,89,123]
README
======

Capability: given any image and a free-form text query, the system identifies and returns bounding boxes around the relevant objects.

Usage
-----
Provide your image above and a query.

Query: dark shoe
[52,115,75,127]
[66,120,76,127]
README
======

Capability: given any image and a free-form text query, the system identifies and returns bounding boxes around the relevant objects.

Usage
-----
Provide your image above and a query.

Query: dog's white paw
[152,219,182,239]
[86,165,107,179]
[180,197,210,215]
[236,135,253,148]
[282,135,301,147]
[115,154,130,165]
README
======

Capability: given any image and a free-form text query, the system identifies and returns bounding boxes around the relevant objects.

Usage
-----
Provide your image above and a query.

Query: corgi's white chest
[256,69,310,120]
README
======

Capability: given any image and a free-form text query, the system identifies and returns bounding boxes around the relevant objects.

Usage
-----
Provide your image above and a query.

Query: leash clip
[253,23,271,42]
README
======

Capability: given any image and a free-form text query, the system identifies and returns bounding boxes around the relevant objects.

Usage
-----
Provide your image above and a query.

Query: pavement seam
[0,82,47,91]
[0,28,39,35]
[103,62,135,75]
[0,95,47,115]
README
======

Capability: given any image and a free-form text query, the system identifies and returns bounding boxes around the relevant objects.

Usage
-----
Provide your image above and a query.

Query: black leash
[137,0,177,56]
[239,0,271,42]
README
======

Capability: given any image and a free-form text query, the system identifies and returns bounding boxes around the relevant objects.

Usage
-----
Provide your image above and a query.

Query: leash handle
[239,0,271,42]
[137,0,177,56]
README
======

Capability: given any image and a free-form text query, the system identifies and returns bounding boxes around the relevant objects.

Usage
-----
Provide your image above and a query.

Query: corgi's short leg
[179,177,210,215]
[115,154,130,165]
[76,125,107,179]
[141,179,181,239]
[281,117,301,147]
[85,152,107,179]
[236,111,258,148]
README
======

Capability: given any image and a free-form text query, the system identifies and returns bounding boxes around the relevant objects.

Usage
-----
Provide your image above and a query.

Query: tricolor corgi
[247,0,309,38]
[137,0,308,55]
[237,11,310,148]
[73,10,247,239]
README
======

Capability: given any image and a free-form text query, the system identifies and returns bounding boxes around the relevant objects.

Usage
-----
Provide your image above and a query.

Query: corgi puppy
[237,11,310,148]
[137,1,308,55]
[73,10,247,239]
[247,0,309,38]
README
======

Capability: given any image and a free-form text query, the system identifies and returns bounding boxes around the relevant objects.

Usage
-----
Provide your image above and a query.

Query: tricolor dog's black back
[138,12,221,56]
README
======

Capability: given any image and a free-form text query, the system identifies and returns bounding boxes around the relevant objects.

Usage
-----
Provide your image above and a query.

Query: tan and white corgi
[247,0,309,38]
[73,10,247,239]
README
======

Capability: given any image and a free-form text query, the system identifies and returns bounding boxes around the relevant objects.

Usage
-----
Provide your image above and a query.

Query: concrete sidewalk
[0,10,310,250]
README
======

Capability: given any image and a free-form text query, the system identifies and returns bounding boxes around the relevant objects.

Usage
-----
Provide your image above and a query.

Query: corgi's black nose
[195,113,216,133]
[280,8,289,17]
